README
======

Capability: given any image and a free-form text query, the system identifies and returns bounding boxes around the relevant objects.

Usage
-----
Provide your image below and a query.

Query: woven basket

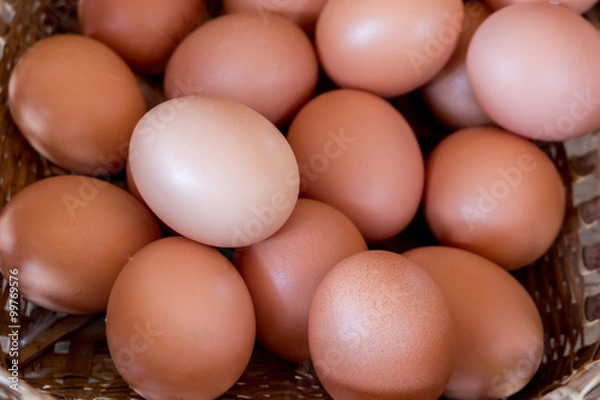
[1,0,599,399]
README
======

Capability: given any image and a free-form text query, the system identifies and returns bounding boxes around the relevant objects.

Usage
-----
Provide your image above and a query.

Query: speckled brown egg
[233,198,367,363]
[0,175,161,314]
[308,250,457,400]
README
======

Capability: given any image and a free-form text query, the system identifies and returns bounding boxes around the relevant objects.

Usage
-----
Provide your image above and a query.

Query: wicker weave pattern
[0,1,599,399]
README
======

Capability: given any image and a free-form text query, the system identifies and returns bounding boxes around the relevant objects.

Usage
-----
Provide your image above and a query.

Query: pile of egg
[2,0,598,398]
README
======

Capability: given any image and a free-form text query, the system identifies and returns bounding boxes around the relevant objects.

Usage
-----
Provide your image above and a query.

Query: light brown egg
[485,0,598,14]
[0,175,161,314]
[128,95,299,248]
[164,12,319,126]
[467,2,600,141]
[8,34,147,176]
[403,246,544,399]
[222,0,328,33]
[233,198,367,363]
[423,126,566,270]
[308,250,457,400]
[78,0,208,74]
[106,236,256,400]
[315,0,464,97]
[286,89,424,243]
[421,1,494,129]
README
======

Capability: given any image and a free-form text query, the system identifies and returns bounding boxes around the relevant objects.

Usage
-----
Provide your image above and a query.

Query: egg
[233,198,367,363]
[315,0,464,97]
[421,1,494,129]
[286,89,424,243]
[164,12,319,127]
[0,175,161,314]
[423,126,566,270]
[222,0,328,33]
[106,236,256,400]
[403,246,544,399]
[128,95,299,248]
[8,34,147,176]
[78,0,208,74]
[485,0,598,14]
[467,2,600,141]
[308,250,457,400]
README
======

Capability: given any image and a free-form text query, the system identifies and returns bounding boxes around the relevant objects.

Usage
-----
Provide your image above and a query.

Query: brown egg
[286,89,424,243]
[164,12,319,126]
[315,0,464,97]
[421,1,494,129]
[128,95,299,248]
[78,0,208,74]
[308,250,457,400]
[233,198,367,363]
[423,126,565,270]
[467,3,600,141]
[106,236,256,400]
[222,0,328,33]
[403,246,544,399]
[8,34,147,176]
[485,0,598,14]
[0,175,161,314]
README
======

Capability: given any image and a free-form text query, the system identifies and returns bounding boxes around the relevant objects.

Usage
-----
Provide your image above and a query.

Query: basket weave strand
[0,1,599,399]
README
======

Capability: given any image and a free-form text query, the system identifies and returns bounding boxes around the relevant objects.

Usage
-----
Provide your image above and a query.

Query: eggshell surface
[106,236,256,400]
[467,3,600,140]
[403,246,544,399]
[315,0,464,97]
[164,13,319,126]
[223,0,328,32]
[0,175,161,314]
[286,89,424,243]
[8,34,147,175]
[78,0,207,74]
[234,198,367,363]
[421,1,494,129]
[128,95,299,248]
[485,0,598,14]
[308,250,457,400]
[423,126,565,269]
